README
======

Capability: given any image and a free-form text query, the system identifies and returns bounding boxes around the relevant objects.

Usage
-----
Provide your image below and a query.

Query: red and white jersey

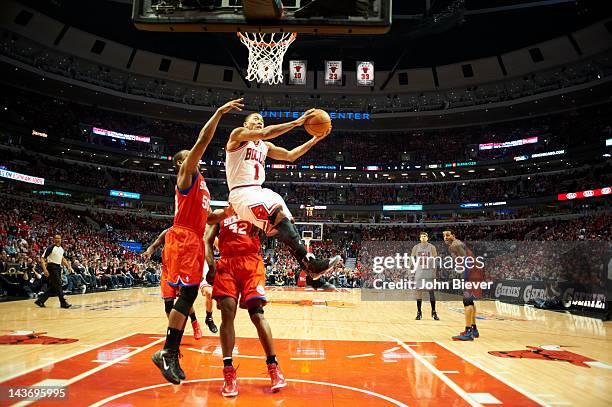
[225,140,268,190]
[173,172,211,236]
[218,215,261,257]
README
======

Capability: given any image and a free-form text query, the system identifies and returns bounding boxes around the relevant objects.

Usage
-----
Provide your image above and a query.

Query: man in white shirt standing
[35,234,73,309]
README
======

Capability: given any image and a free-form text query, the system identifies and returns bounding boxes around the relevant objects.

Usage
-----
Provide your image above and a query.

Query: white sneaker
[81,286,87,294]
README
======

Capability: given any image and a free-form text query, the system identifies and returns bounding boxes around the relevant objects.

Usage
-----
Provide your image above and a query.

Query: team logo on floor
[268,299,355,308]
[267,286,351,293]
[0,331,78,345]
[489,345,610,368]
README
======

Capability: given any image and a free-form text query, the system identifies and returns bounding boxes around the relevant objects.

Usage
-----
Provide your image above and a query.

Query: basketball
[304,109,331,138]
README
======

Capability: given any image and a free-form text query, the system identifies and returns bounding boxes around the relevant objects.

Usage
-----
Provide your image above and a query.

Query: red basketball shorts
[161,226,204,298]
[212,253,266,309]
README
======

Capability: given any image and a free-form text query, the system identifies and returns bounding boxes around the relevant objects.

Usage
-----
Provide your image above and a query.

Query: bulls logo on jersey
[245,147,266,165]
[226,141,269,190]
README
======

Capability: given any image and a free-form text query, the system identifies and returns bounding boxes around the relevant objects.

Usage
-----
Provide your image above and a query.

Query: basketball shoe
[222,366,238,397]
[205,317,218,333]
[415,311,422,320]
[452,329,474,341]
[268,363,287,392]
[192,320,203,340]
[432,311,440,320]
[304,254,342,280]
[152,349,183,384]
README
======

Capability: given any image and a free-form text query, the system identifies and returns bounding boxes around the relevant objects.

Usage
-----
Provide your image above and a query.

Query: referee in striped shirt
[35,234,72,308]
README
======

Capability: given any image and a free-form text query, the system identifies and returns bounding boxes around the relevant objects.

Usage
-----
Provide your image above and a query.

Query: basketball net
[237,32,297,85]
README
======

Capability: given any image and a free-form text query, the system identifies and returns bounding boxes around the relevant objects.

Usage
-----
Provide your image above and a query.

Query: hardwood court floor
[0,287,610,406]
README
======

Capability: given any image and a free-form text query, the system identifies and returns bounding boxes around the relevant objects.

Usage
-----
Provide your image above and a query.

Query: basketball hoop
[237,32,297,85]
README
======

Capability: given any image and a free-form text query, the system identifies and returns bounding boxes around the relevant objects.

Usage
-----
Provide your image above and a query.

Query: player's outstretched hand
[312,126,332,142]
[321,126,332,138]
[294,108,317,126]
[217,98,244,114]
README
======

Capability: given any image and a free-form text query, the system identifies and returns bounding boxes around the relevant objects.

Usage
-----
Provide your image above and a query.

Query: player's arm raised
[230,108,318,142]
[207,206,235,225]
[204,223,220,285]
[178,98,244,189]
[265,127,331,162]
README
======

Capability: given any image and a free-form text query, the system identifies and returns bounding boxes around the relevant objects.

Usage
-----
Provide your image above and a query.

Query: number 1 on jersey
[254,163,260,180]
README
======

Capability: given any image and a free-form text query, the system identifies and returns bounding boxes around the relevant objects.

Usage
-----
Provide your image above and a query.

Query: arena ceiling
[16,0,612,71]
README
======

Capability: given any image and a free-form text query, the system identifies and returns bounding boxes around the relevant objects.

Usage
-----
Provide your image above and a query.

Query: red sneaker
[192,320,202,340]
[221,366,238,397]
[267,363,287,392]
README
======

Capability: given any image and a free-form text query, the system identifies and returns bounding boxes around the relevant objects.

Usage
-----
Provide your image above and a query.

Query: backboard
[132,0,392,34]
[295,222,324,242]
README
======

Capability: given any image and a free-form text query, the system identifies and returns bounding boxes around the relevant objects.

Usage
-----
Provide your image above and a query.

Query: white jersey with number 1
[225,140,268,190]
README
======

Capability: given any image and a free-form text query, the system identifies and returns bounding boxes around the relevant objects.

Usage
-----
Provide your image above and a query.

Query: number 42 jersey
[218,215,261,257]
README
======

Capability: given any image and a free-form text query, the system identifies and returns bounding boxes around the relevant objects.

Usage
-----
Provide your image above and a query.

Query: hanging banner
[325,61,342,85]
[289,60,307,85]
[356,61,374,86]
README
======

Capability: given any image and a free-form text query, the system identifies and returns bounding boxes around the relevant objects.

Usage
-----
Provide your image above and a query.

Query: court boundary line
[397,342,482,407]
[0,331,140,383]
[435,341,549,407]
[89,377,409,407]
[12,337,164,407]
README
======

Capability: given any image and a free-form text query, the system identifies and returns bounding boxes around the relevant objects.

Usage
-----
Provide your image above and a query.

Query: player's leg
[452,294,475,341]
[247,299,275,356]
[268,205,340,279]
[164,298,174,318]
[201,285,218,333]
[152,229,204,383]
[211,257,240,397]
[218,296,239,397]
[415,289,423,320]
[152,284,199,384]
[240,255,286,392]
[247,299,287,392]
[429,290,439,320]
[187,306,202,339]
[160,254,174,318]
[470,300,479,337]
[231,188,341,280]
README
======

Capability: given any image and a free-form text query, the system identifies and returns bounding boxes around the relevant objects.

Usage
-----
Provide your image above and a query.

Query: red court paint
[1,333,540,406]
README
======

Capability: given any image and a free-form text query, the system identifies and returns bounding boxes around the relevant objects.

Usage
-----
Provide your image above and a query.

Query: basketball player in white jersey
[226,111,341,279]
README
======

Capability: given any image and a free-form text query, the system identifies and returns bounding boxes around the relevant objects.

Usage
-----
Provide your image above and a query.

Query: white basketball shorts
[229,186,292,235]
